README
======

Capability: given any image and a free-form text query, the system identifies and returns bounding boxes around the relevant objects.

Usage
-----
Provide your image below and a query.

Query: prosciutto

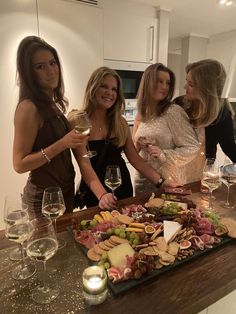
[75,230,97,248]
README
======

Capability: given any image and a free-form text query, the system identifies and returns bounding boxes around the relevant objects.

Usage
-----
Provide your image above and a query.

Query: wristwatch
[155,177,165,188]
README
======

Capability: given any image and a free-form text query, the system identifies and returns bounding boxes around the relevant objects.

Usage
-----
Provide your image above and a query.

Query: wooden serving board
[67,226,233,296]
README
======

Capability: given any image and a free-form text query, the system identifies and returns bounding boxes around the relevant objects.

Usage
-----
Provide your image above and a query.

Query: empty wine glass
[74,111,97,158]
[220,157,236,208]
[201,158,221,210]
[42,187,66,249]
[104,165,122,197]
[4,195,36,280]
[26,217,59,304]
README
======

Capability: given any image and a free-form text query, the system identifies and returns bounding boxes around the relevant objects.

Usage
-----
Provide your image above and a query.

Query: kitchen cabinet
[103,0,157,64]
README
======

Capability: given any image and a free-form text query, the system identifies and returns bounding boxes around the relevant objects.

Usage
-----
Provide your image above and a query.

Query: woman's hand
[147,144,161,158]
[99,193,117,210]
[137,136,152,150]
[60,129,87,150]
[163,177,179,188]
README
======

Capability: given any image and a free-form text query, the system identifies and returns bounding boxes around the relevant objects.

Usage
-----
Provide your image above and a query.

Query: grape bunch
[131,252,155,279]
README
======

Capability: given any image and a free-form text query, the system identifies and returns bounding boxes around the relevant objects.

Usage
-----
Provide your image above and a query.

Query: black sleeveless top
[23,114,75,214]
[79,139,133,207]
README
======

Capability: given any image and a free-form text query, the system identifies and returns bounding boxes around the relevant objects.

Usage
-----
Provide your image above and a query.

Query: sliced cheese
[107,243,135,268]
[164,200,188,210]
[163,220,182,243]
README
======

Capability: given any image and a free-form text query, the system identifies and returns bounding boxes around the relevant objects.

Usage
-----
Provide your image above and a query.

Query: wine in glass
[42,186,66,249]
[4,195,36,280]
[26,217,59,304]
[201,158,221,210]
[104,165,122,197]
[74,111,97,158]
[220,157,236,208]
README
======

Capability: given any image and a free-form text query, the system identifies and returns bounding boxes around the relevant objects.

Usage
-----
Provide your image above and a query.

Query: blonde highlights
[82,67,128,147]
[185,59,226,127]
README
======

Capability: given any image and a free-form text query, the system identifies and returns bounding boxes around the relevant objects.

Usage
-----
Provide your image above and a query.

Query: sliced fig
[179,240,191,250]
[145,225,156,234]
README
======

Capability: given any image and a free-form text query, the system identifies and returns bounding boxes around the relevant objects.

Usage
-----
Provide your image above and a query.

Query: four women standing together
[13,35,236,216]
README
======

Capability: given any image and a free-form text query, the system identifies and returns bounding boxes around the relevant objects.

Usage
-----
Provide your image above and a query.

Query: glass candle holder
[82,266,108,305]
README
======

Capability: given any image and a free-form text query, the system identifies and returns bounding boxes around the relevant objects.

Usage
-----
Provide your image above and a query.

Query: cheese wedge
[164,200,188,210]
[107,243,135,268]
[163,220,182,243]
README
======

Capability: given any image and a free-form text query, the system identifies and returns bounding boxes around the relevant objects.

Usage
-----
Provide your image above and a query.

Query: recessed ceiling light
[218,0,234,5]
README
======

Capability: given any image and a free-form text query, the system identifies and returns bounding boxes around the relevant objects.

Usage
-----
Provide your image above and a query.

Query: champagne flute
[4,195,36,280]
[42,187,66,249]
[104,165,122,197]
[220,157,236,208]
[201,158,221,210]
[74,111,97,158]
[26,217,59,304]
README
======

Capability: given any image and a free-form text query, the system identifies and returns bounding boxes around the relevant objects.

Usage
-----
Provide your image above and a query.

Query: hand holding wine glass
[42,187,66,249]
[4,195,36,280]
[220,157,236,208]
[201,158,221,210]
[74,111,97,158]
[104,165,122,197]
[26,217,59,304]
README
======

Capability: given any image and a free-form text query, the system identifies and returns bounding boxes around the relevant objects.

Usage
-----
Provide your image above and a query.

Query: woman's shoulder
[16,99,39,117]
[166,103,186,115]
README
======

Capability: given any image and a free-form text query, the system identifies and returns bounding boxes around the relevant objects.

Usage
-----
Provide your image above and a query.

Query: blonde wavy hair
[184,59,226,127]
[82,67,128,147]
[137,63,176,121]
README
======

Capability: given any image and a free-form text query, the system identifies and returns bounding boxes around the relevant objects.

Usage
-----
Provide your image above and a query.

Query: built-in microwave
[115,69,143,100]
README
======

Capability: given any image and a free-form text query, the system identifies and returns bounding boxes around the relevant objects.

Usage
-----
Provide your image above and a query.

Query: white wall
[0,0,103,230]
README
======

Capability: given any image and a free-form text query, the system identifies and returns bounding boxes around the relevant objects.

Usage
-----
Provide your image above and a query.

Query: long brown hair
[136,63,175,121]
[82,67,128,147]
[16,35,68,118]
[184,59,226,127]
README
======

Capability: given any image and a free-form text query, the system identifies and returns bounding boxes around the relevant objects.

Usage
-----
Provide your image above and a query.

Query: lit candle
[82,266,108,305]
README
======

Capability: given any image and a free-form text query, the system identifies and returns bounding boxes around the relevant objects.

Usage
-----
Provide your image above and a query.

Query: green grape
[80,220,87,226]
[90,219,97,227]
[98,260,104,267]
[119,232,126,239]
[115,228,121,236]
[133,239,140,245]
[101,252,108,261]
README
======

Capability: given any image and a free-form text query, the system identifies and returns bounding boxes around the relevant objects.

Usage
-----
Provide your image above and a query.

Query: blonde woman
[182,59,236,162]
[69,67,166,208]
[133,63,200,194]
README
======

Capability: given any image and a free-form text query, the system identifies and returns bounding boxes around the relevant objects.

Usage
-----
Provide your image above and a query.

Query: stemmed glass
[220,157,236,208]
[26,217,59,304]
[201,158,221,210]
[4,195,36,280]
[104,165,122,197]
[74,111,97,158]
[42,187,66,249]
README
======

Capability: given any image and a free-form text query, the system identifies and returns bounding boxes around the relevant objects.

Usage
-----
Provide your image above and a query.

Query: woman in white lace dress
[133,63,203,194]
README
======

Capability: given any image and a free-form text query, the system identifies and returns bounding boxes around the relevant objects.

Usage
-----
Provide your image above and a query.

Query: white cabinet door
[103,1,157,63]
[38,0,103,108]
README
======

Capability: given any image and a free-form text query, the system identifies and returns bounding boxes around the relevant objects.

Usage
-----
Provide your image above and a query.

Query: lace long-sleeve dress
[134,104,205,194]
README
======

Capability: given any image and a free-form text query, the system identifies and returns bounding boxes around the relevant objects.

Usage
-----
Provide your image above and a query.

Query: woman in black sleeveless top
[69,67,169,209]
[13,36,116,217]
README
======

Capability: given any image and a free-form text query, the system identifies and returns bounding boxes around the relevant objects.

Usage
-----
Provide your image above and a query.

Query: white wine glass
[42,187,66,249]
[26,217,59,304]
[201,158,221,210]
[74,111,97,158]
[4,195,36,280]
[104,165,122,197]
[220,157,236,208]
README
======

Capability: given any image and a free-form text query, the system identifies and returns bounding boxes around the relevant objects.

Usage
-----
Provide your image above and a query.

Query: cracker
[98,242,110,251]
[168,242,180,256]
[117,214,134,225]
[87,248,101,262]
[110,235,129,244]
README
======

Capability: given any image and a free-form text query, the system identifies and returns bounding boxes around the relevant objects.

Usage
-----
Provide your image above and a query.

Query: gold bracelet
[41,148,51,163]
